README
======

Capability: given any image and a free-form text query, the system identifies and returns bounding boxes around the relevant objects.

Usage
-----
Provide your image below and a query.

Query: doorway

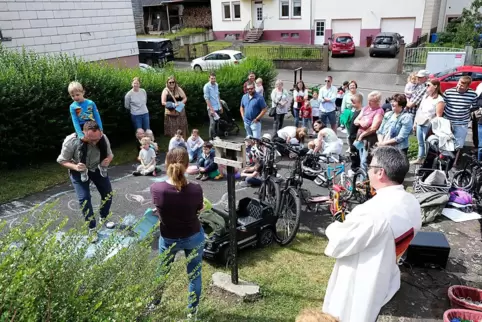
[314,20,325,45]
[252,2,263,28]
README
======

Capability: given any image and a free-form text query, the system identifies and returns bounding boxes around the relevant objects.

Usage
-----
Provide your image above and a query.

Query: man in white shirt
[319,76,338,132]
[322,146,422,322]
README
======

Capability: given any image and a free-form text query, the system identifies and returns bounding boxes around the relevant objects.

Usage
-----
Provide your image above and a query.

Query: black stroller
[217,100,240,137]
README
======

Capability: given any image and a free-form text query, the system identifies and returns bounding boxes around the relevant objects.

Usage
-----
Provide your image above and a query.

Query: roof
[457,65,482,72]
[137,37,171,42]
[332,33,352,38]
[374,32,399,37]
[210,50,242,55]
[141,0,184,7]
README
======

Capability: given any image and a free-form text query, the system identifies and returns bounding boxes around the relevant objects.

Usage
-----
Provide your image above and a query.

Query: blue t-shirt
[69,99,103,138]
[240,92,267,125]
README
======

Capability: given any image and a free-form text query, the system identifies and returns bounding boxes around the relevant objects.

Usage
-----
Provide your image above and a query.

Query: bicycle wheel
[258,177,281,215]
[274,187,301,246]
[453,169,473,191]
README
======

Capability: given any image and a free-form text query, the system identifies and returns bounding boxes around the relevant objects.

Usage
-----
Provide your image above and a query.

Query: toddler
[168,129,187,151]
[404,72,417,100]
[186,129,205,162]
[196,142,221,181]
[310,91,321,123]
[145,129,159,152]
[133,137,156,176]
[255,78,264,96]
[68,81,109,182]
[301,96,313,135]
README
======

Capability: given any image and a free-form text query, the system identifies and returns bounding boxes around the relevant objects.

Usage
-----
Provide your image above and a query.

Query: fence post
[322,45,329,71]
[397,43,406,75]
[203,43,208,56]
[185,44,191,61]
[464,45,474,66]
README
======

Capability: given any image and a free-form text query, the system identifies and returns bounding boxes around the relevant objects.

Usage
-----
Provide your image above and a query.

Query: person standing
[161,75,188,138]
[243,71,256,93]
[270,79,291,134]
[240,82,268,139]
[150,147,204,320]
[443,76,478,151]
[203,72,223,140]
[293,80,308,128]
[323,146,422,322]
[319,76,338,132]
[125,77,150,131]
[57,121,114,242]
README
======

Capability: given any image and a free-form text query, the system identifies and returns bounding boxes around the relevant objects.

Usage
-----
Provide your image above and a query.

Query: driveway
[329,47,399,74]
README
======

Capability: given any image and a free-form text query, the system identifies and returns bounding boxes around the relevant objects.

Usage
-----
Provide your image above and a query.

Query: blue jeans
[302,118,312,132]
[246,177,262,186]
[159,228,205,310]
[130,113,150,131]
[416,124,429,158]
[478,124,482,161]
[452,124,468,149]
[357,144,368,173]
[244,121,262,139]
[189,147,202,162]
[293,108,300,127]
[70,168,113,229]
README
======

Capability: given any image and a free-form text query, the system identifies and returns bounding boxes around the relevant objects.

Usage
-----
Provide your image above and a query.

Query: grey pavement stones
[211,272,261,302]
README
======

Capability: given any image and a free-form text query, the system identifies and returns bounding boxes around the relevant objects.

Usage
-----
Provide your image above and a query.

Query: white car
[139,63,156,72]
[191,50,246,71]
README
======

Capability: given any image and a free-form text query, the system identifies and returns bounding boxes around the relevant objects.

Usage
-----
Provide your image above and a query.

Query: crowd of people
[55,67,482,321]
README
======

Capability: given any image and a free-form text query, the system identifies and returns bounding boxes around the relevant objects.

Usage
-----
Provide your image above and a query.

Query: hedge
[0,46,277,169]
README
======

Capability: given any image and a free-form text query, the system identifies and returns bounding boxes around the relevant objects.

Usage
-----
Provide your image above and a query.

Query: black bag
[269,107,276,117]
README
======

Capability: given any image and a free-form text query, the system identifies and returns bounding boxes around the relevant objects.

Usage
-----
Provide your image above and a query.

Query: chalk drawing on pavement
[125,193,151,206]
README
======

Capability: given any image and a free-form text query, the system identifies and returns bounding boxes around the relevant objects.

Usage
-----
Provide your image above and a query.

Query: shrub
[0,205,172,321]
[0,46,277,168]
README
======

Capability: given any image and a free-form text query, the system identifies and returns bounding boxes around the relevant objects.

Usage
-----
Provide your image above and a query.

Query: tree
[437,0,482,47]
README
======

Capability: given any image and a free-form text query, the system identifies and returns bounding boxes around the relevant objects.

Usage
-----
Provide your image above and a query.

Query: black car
[369,32,404,57]
[202,198,278,264]
[137,38,174,66]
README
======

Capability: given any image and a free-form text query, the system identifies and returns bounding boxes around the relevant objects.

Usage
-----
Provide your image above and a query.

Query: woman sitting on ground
[310,120,343,155]
[150,147,204,320]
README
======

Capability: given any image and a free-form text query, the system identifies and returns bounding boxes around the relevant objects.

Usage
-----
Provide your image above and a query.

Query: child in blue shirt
[68,81,109,182]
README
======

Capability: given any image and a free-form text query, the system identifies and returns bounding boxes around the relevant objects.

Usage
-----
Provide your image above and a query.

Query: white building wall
[211,0,249,32]
[0,0,139,63]
[312,0,425,30]
[446,0,472,16]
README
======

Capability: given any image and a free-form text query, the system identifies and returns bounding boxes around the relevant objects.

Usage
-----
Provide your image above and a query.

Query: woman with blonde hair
[150,147,204,319]
[161,75,188,138]
[125,76,150,131]
[296,309,340,322]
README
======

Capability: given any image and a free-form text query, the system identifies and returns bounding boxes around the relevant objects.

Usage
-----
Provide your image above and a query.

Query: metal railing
[240,46,322,60]
[175,43,232,60]
[474,48,482,66]
[243,20,251,39]
[404,47,465,66]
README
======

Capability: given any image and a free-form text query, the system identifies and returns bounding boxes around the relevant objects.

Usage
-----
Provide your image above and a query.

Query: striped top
[443,88,478,125]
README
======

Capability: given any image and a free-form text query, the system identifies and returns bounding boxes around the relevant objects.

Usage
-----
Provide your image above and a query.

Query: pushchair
[217,99,240,138]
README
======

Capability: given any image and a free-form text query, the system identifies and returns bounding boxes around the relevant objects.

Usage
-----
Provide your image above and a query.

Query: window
[280,1,289,18]
[335,36,353,44]
[444,72,468,82]
[281,33,290,38]
[234,53,245,60]
[232,2,240,19]
[219,54,231,60]
[292,0,301,17]
[205,54,218,60]
[222,2,231,20]
[471,72,482,81]
[315,21,325,36]
[291,33,300,38]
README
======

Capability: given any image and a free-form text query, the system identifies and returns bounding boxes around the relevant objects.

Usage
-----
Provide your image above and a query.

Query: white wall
[312,0,425,29]
[211,0,249,31]
[446,0,472,16]
[0,0,138,63]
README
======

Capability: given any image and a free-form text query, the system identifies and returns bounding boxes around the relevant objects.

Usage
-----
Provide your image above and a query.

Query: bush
[0,46,277,168]
[0,205,172,321]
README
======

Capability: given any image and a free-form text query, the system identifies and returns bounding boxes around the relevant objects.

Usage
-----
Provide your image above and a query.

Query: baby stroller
[418,121,455,175]
[217,99,240,138]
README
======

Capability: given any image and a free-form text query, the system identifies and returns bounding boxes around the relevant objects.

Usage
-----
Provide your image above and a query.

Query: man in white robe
[322,146,422,322]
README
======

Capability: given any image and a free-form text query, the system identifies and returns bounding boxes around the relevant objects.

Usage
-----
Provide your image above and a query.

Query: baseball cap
[416,70,430,77]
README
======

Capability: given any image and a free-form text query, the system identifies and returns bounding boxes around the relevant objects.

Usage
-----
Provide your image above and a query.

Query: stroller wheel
[224,131,229,137]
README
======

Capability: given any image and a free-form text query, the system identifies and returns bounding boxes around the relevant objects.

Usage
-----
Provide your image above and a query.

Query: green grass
[158,233,333,321]
[241,46,322,60]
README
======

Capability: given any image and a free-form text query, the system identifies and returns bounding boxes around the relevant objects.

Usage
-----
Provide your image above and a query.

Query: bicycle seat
[332,185,346,193]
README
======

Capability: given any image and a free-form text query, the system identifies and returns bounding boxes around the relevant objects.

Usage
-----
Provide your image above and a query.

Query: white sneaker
[80,169,89,182]
[341,128,347,134]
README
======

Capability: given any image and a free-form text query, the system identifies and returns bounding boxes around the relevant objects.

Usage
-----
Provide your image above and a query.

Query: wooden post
[213,140,246,285]
[397,43,406,75]
[203,43,208,56]
[166,4,171,32]
[322,45,329,71]
[185,44,190,61]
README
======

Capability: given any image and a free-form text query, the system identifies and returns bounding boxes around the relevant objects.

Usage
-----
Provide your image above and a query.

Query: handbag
[269,94,284,117]
[164,87,183,117]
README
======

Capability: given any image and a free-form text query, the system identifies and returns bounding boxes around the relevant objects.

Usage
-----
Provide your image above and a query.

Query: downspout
[309,0,313,45]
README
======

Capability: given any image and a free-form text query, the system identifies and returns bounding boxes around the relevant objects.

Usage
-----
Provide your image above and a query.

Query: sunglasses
[368,164,383,171]
[168,81,175,84]
[247,87,255,90]
[325,80,331,82]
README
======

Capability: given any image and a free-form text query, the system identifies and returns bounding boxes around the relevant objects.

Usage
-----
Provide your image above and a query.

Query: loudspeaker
[405,231,451,269]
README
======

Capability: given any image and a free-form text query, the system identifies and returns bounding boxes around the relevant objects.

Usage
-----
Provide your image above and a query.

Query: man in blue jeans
[57,120,114,242]
[319,76,338,132]
[240,82,267,139]
[203,72,223,140]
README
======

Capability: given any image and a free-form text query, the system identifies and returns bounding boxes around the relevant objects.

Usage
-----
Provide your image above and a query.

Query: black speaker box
[405,231,451,269]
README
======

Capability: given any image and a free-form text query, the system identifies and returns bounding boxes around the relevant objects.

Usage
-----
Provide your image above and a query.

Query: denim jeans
[452,124,468,149]
[357,145,368,173]
[208,111,219,139]
[293,108,300,128]
[244,121,262,139]
[416,124,429,158]
[159,228,205,310]
[302,118,312,132]
[188,147,202,162]
[320,111,337,128]
[246,177,263,186]
[478,124,482,161]
[70,168,113,229]
[130,113,150,131]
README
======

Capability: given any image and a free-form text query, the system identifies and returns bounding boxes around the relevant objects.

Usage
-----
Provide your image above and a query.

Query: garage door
[331,19,362,46]
[381,18,415,44]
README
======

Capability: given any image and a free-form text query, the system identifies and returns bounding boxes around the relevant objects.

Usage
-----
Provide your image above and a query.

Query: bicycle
[453,153,482,206]
[307,184,350,223]
[351,167,376,203]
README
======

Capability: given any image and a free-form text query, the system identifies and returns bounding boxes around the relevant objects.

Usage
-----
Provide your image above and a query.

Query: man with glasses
[323,146,421,322]
[240,82,268,139]
[319,76,338,132]
[203,72,223,140]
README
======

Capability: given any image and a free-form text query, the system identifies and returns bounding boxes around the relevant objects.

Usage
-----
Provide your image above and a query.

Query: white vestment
[322,185,422,322]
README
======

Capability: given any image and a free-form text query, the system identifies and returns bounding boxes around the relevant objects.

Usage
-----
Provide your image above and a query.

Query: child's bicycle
[307,184,350,222]
[351,168,376,203]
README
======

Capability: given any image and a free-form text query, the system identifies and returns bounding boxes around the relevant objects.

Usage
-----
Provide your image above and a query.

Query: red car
[328,33,355,57]
[430,65,482,92]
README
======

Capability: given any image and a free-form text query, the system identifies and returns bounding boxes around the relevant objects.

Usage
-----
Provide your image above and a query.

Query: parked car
[191,50,246,71]
[369,32,403,57]
[139,63,156,72]
[328,33,355,57]
[430,65,482,92]
[137,38,174,66]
